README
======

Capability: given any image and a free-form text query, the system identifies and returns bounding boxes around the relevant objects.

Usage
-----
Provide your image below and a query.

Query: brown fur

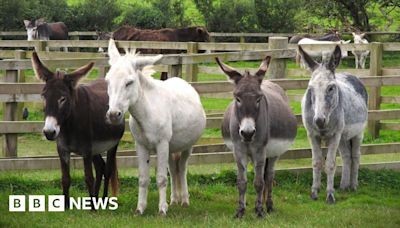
[112,25,209,54]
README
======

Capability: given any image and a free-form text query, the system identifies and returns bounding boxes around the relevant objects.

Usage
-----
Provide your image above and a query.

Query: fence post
[98,66,109,78]
[267,37,288,79]
[71,35,79,52]
[186,42,198,82]
[240,35,245,43]
[35,41,47,52]
[368,42,383,138]
[168,64,182,78]
[2,65,19,158]
[15,50,26,121]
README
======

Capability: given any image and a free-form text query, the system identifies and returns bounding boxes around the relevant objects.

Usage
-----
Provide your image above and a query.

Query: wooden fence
[1,31,400,42]
[0,40,399,170]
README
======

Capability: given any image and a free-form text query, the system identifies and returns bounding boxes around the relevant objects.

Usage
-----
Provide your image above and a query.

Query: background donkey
[217,56,297,218]
[352,33,370,69]
[299,45,368,204]
[32,52,124,208]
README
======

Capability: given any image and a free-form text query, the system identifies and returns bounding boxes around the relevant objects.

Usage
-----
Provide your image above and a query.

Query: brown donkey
[32,52,125,208]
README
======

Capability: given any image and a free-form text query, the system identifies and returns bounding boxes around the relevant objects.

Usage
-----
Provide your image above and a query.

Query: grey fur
[299,45,368,204]
[217,57,297,218]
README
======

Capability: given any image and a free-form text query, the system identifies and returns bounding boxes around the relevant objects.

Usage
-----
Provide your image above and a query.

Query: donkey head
[352,32,366,44]
[32,52,94,140]
[105,39,162,124]
[299,45,342,129]
[24,18,45,41]
[216,56,271,142]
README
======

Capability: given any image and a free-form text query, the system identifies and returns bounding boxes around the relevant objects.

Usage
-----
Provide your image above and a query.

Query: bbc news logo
[9,195,118,212]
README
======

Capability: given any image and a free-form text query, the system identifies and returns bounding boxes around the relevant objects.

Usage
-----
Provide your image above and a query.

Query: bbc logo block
[9,195,65,212]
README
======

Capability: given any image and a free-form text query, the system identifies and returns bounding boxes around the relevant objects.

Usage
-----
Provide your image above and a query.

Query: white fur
[239,117,255,134]
[351,33,370,69]
[106,39,206,215]
[298,38,350,68]
[43,116,60,137]
[265,138,294,158]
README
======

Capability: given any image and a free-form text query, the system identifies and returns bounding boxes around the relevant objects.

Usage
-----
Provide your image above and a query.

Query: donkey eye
[328,85,335,93]
[256,97,262,104]
[235,97,241,103]
[126,80,134,87]
[58,96,66,107]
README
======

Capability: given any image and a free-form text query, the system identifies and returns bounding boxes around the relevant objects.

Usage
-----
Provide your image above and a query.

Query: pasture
[0,167,399,227]
[0,36,399,226]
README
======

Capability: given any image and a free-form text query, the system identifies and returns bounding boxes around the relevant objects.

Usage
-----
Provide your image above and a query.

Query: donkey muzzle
[240,129,256,142]
[314,116,326,129]
[106,110,123,125]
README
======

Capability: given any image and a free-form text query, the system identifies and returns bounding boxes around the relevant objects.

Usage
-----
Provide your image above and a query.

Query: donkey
[31,52,125,208]
[299,45,368,204]
[105,39,206,215]
[296,39,351,68]
[217,57,297,218]
[352,33,370,69]
[289,31,341,44]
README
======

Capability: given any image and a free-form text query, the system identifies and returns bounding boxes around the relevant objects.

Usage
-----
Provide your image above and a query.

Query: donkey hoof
[170,200,179,206]
[310,192,318,200]
[255,207,265,218]
[267,205,274,214]
[234,208,245,219]
[326,194,336,204]
[159,210,167,217]
[181,201,190,208]
[135,209,144,216]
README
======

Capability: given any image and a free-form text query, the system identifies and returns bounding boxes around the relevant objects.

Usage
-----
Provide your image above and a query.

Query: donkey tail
[110,156,119,196]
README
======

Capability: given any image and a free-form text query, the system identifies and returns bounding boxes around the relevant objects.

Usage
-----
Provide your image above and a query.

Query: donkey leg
[234,149,248,218]
[350,133,363,190]
[179,148,192,207]
[309,135,323,200]
[338,140,351,190]
[104,145,119,198]
[325,134,340,204]
[156,140,170,216]
[92,154,105,198]
[168,153,180,205]
[354,54,359,69]
[83,155,95,209]
[265,157,278,213]
[136,144,150,215]
[252,151,266,218]
[58,147,71,209]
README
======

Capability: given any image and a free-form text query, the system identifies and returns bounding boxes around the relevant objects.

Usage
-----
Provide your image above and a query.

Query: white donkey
[299,45,368,204]
[297,38,351,68]
[352,33,370,69]
[105,39,206,215]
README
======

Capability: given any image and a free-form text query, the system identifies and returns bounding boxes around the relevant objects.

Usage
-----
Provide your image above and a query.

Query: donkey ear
[65,62,94,88]
[298,46,318,72]
[108,39,120,65]
[215,57,242,84]
[326,45,341,72]
[23,20,31,28]
[360,33,366,38]
[135,55,163,69]
[31,52,54,81]
[254,56,270,82]
[352,32,356,37]
[35,18,45,25]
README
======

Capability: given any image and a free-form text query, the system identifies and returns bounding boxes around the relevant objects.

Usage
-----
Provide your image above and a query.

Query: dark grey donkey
[216,56,297,218]
[299,45,368,204]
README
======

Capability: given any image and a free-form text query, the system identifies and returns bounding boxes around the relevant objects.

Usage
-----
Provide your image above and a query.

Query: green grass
[0,168,399,227]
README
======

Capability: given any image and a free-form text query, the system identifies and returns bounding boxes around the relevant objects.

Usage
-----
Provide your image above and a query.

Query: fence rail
[0,39,399,170]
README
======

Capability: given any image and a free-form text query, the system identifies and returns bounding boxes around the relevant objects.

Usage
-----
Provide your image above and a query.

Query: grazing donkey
[32,52,124,208]
[105,39,206,215]
[217,57,297,218]
[352,33,370,69]
[299,45,368,204]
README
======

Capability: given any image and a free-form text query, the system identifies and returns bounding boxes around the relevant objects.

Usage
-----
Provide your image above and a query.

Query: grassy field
[0,167,399,227]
